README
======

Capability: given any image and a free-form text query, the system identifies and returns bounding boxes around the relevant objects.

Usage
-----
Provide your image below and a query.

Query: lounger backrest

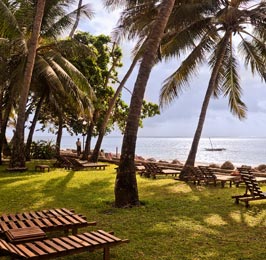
[198,166,216,180]
[241,173,264,197]
[143,163,162,174]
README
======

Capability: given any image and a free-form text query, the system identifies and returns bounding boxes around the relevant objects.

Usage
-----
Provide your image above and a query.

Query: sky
[73,1,266,138]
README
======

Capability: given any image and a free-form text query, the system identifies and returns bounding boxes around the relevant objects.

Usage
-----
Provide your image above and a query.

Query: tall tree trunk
[69,0,82,38]
[184,34,230,168]
[25,94,45,161]
[82,122,93,160]
[9,0,46,168]
[115,0,176,208]
[56,114,63,156]
[0,87,3,164]
[90,55,139,162]
[0,94,15,163]
[82,111,98,160]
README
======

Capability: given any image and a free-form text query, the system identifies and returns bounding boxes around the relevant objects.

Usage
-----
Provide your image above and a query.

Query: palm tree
[10,0,47,168]
[25,40,95,160]
[104,0,176,207]
[0,0,93,167]
[160,1,266,170]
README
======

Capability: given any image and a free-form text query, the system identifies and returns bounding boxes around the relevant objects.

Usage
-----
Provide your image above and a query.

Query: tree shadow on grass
[131,179,266,259]
[2,170,266,259]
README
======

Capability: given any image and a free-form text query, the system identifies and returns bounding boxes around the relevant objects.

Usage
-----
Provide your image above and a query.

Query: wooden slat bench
[0,230,129,260]
[0,208,96,236]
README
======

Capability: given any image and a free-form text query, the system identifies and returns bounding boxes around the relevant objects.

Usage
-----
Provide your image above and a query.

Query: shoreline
[32,136,266,166]
[61,149,263,169]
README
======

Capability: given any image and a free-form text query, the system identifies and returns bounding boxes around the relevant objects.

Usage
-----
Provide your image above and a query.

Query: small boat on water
[205,138,226,151]
[205,148,226,151]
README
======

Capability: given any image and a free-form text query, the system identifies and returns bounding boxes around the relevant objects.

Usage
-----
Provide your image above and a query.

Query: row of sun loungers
[0,208,128,259]
[138,163,266,207]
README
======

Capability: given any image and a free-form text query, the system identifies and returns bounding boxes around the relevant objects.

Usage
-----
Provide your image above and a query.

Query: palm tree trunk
[0,94,15,163]
[25,94,45,161]
[9,0,46,168]
[90,54,139,162]
[56,114,63,156]
[82,111,98,160]
[114,0,176,208]
[184,33,230,167]
[82,121,94,160]
[69,0,82,38]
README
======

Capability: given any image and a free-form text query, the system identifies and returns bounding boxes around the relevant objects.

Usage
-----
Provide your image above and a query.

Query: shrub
[221,161,234,170]
[30,140,56,159]
[209,163,220,168]
[257,164,266,172]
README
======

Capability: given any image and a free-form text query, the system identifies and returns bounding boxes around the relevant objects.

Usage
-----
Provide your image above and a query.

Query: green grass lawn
[1,160,266,259]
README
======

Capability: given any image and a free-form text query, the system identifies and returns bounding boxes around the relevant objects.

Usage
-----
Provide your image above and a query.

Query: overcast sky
[76,1,266,138]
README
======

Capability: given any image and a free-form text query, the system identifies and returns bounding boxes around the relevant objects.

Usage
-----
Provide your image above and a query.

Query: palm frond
[160,35,215,108]
[112,1,159,43]
[222,46,246,119]
[43,3,93,38]
[238,37,266,82]
[33,55,66,95]
[0,1,23,39]
[49,51,95,100]
[248,2,266,40]
[162,17,217,61]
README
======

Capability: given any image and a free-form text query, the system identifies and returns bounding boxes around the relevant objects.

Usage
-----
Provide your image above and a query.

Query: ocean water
[33,136,266,167]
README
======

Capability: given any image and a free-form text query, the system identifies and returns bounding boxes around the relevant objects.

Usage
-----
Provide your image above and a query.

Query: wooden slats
[0,208,90,235]
[43,239,66,252]
[68,235,91,247]
[0,230,128,259]
[26,242,47,256]
[34,241,57,254]
[98,230,122,242]
[0,208,75,222]
[76,234,99,246]
[16,244,38,258]
[61,237,83,248]
[51,237,74,250]
[232,173,266,207]
[85,232,107,244]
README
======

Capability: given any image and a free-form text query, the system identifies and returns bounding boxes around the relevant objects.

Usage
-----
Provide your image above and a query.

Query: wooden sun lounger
[232,173,266,207]
[0,230,129,260]
[0,208,96,236]
[198,166,239,187]
[65,157,108,171]
[142,163,179,179]
[179,166,205,185]
[53,156,72,169]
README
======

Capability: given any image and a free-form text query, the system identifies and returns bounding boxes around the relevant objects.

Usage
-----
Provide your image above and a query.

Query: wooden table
[5,226,46,243]
[35,165,50,172]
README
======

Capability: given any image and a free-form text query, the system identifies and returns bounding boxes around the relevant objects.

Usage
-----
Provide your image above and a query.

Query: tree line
[1,0,266,207]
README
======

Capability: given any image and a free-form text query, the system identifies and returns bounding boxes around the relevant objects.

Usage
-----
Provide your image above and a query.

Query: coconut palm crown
[159,0,266,166]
